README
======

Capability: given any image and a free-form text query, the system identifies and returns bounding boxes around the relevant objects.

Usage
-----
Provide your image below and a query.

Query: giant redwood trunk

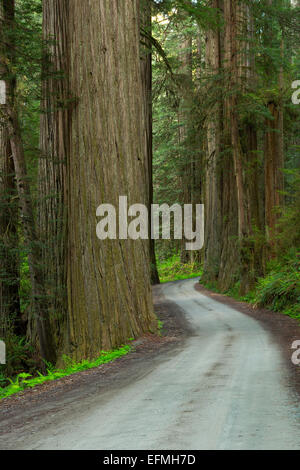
[218,0,261,294]
[65,0,156,360]
[217,0,240,291]
[202,0,222,283]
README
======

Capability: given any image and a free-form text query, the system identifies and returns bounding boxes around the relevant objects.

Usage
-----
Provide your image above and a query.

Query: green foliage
[254,259,300,320]
[201,253,300,322]
[157,254,202,283]
[0,333,36,390]
[19,256,31,314]
[0,345,132,400]
[157,319,164,336]
[275,170,300,253]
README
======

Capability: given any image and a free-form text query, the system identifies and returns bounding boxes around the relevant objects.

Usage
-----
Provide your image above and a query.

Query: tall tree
[177,9,194,263]
[264,0,285,248]
[40,0,157,361]
[202,0,222,283]
[39,0,70,355]
[140,0,160,284]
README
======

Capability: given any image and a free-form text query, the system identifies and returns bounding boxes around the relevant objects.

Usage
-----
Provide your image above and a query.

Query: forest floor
[0,279,300,450]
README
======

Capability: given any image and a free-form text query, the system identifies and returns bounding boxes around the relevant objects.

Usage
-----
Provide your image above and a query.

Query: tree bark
[140,0,160,284]
[219,0,261,294]
[39,0,70,353]
[265,101,284,238]
[65,0,157,360]
[217,0,240,292]
[264,0,285,250]
[177,16,194,264]
[202,0,222,283]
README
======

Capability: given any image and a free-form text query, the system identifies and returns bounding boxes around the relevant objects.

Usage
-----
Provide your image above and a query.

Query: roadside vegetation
[0,345,132,400]
[157,255,202,283]
[202,260,300,323]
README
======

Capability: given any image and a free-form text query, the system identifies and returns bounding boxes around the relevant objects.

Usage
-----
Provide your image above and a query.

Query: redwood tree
[40,0,157,361]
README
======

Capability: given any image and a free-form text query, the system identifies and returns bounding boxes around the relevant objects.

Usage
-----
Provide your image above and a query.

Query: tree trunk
[7,108,56,364]
[65,0,157,360]
[178,20,193,264]
[217,0,240,292]
[39,0,70,353]
[219,0,260,294]
[264,0,285,252]
[140,0,160,284]
[202,0,222,283]
[265,101,284,239]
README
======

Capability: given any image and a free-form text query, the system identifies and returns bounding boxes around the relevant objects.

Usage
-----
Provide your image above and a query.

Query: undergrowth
[0,345,132,400]
[157,254,203,283]
[201,252,300,322]
[254,258,300,320]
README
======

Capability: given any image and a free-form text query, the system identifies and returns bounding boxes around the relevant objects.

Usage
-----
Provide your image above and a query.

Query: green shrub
[254,263,300,319]
[157,254,203,283]
[2,335,35,380]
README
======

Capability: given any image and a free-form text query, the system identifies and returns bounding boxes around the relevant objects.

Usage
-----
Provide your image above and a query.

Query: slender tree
[0,0,56,363]
[0,0,20,336]
[140,0,160,284]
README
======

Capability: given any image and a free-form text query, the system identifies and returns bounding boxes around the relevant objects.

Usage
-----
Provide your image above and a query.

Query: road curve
[2,279,300,450]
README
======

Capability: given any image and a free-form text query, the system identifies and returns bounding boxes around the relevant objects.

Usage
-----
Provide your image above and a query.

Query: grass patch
[0,345,132,400]
[157,254,203,283]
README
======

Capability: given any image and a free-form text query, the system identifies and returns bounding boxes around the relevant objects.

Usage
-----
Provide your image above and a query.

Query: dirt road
[1,279,300,450]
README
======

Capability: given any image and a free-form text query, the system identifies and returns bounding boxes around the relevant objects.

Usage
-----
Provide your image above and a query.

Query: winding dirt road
[1,278,300,450]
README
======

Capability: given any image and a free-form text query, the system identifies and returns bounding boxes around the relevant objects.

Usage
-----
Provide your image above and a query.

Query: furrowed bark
[177,16,194,264]
[140,0,160,284]
[39,0,70,354]
[202,0,222,283]
[66,0,157,360]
